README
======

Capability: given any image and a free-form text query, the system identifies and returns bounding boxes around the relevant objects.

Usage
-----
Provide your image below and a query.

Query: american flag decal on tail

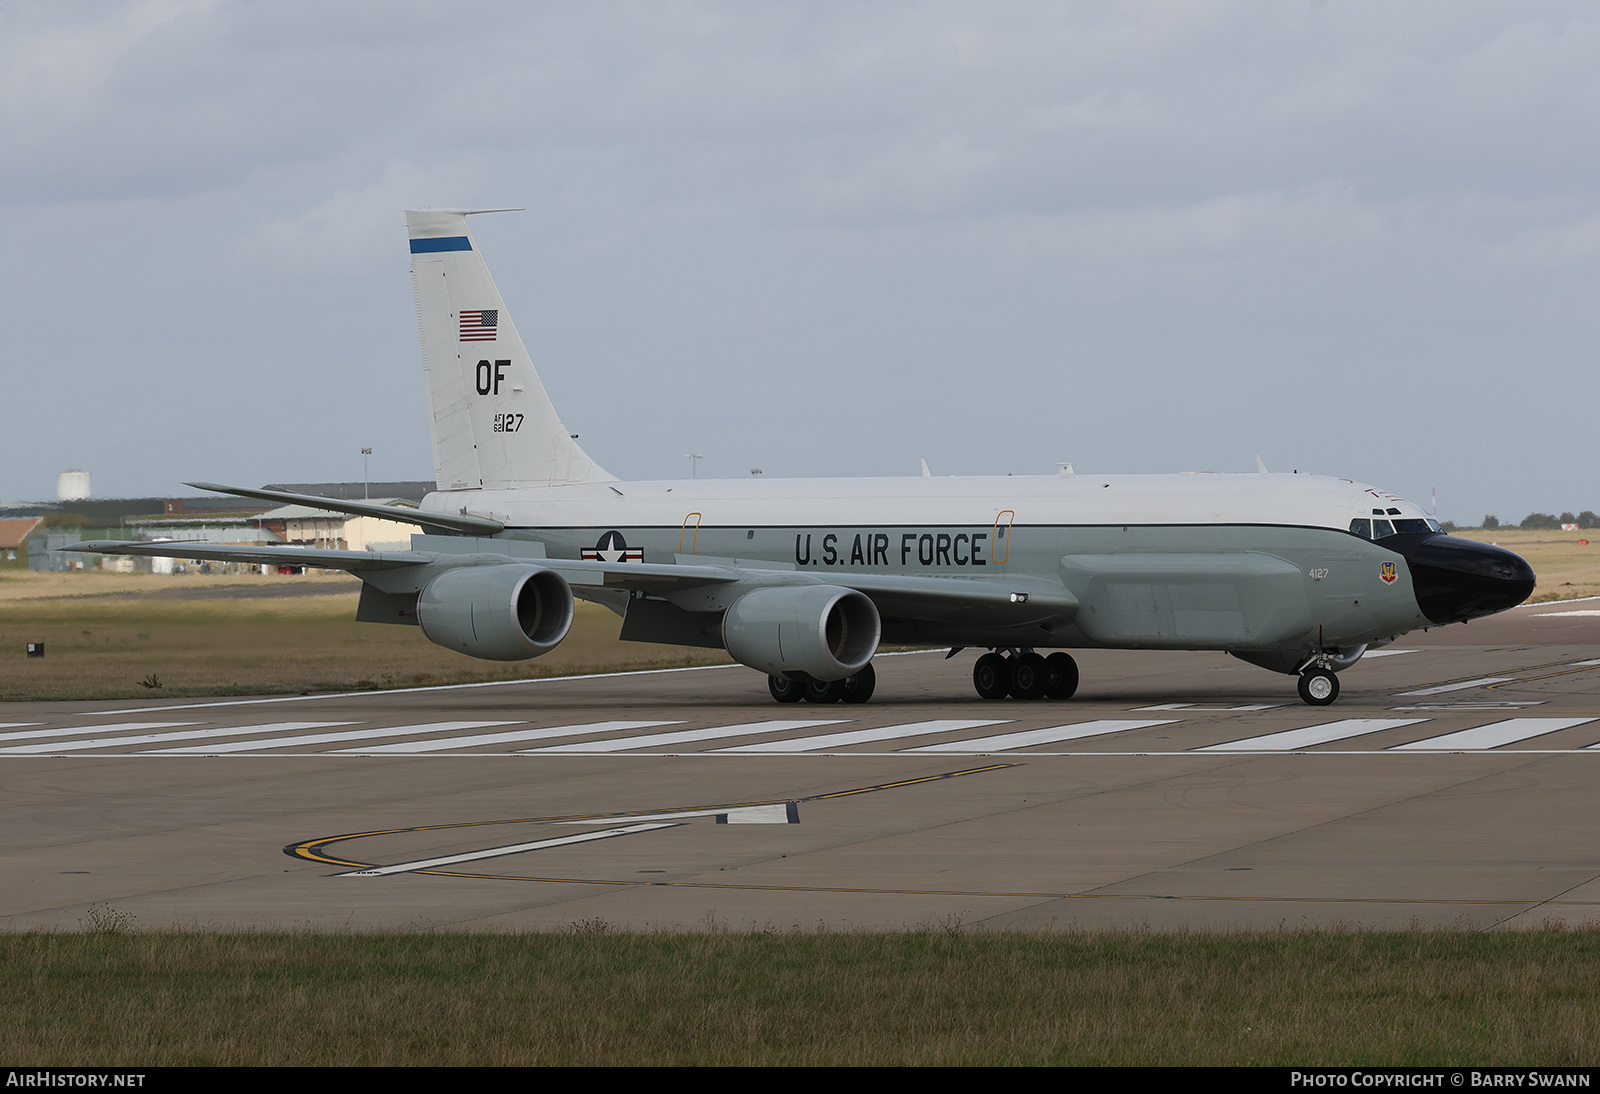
[459,309,498,341]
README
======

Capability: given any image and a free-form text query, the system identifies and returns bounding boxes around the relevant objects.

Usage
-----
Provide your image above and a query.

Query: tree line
[1476,511,1598,531]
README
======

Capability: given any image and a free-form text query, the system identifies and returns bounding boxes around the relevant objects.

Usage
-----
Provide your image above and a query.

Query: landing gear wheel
[769,675,805,704]
[805,678,846,704]
[973,653,1010,700]
[841,662,876,704]
[1009,653,1049,700]
[1044,652,1079,700]
[1298,669,1340,706]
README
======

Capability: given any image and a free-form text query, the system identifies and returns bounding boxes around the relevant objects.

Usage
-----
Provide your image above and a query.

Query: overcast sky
[2,1,1597,524]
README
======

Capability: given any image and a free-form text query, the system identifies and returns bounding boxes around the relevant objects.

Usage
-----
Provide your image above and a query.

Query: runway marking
[79,661,749,715]
[1392,702,1545,711]
[0,722,355,756]
[1361,649,1419,658]
[0,723,41,730]
[1397,677,1519,696]
[335,823,680,877]
[148,721,519,755]
[1391,718,1598,751]
[346,872,1600,909]
[712,719,1008,753]
[1535,611,1600,617]
[521,720,848,754]
[1197,719,1428,752]
[0,721,194,744]
[1395,658,1600,698]
[293,764,1600,907]
[286,764,1015,869]
[903,719,1179,753]
[328,721,677,755]
[1133,703,1279,711]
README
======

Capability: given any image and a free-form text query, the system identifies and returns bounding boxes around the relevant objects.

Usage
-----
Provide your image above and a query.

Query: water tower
[57,470,91,502]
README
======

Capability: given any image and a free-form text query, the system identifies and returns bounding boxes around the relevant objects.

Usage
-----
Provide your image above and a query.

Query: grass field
[3,928,1598,1065]
[1453,527,1600,602]
[0,570,730,702]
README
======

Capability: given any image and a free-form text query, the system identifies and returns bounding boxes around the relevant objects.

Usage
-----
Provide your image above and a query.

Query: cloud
[1,2,1598,518]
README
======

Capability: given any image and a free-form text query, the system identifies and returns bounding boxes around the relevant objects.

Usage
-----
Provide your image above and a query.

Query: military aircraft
[69,209,1537,707]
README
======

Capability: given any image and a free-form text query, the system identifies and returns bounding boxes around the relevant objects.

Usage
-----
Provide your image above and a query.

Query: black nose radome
[1387,533,1536,625]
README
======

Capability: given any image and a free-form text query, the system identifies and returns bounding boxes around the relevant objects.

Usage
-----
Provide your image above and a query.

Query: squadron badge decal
[1379,561,1398,585]
[582,530,643,563]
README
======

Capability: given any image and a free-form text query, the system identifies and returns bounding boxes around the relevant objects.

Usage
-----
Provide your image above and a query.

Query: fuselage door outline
[680,512,703,556]
[991,510,1015,564]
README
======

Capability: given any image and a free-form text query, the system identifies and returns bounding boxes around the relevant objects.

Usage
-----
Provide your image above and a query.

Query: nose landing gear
[1297,668,1340,706]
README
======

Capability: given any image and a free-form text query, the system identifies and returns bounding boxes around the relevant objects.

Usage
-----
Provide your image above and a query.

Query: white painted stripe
[904,719,1179,753]
[333,721,678,755]
[1133,703,1279,712]
[1535,611,1600,617]
[0,721,193,744]
[1198,719,1428,752]
[336,822,678,876]
[149,721,519,755]
[715,719,1008,753]
[572,805,793,824]
[522,719,847,754]
[1362,649,1419,658]
[1568,659,1600,667]
[1393,702,1545,711]
[0,722,354,756]
[83,662,746,715]
[0,723,40,730]
[1396,677,1518,696]
[1393,718,1598,751]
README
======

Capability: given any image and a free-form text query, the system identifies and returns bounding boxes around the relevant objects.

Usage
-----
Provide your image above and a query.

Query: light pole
[685,453,702,479]
[361,448,372,499]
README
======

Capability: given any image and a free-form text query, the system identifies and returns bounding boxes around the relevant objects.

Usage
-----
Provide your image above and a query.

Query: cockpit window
[1355,509,1439,538]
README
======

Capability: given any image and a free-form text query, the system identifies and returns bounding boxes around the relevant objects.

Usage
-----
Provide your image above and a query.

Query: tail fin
[407,209,615,491]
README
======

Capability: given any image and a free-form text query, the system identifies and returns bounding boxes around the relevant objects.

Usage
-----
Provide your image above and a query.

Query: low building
[0,517,42,568]
[258,500,422,552]
[27,527,140,572]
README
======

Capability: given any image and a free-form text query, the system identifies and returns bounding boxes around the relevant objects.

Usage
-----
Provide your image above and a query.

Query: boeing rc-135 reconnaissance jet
[71,210,1536,707]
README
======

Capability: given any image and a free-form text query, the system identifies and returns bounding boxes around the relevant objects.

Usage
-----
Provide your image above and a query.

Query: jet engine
[416,564,574,661]
[722,585,880,681]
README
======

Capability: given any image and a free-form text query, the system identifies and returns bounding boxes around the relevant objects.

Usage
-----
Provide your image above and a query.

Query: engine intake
[722,585,880,681]
[417,564,574,661]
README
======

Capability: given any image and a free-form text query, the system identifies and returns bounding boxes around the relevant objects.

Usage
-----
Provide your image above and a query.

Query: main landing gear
[972,650,1079,701]
[768,661,876,705]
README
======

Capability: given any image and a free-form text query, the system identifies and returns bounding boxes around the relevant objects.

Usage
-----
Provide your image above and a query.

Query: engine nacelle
[417,564,574,661]
[722,585,880,681]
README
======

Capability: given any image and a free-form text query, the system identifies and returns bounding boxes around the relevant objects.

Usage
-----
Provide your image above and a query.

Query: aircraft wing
[59,540,744,591]
[61,540,1075,624]
[827,571,1078,625]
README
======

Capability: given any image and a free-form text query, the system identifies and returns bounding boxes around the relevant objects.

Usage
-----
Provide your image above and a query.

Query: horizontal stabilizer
[185,482,503,536]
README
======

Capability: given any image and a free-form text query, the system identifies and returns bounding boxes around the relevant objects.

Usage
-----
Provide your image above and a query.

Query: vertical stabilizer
[407,209,615,490]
